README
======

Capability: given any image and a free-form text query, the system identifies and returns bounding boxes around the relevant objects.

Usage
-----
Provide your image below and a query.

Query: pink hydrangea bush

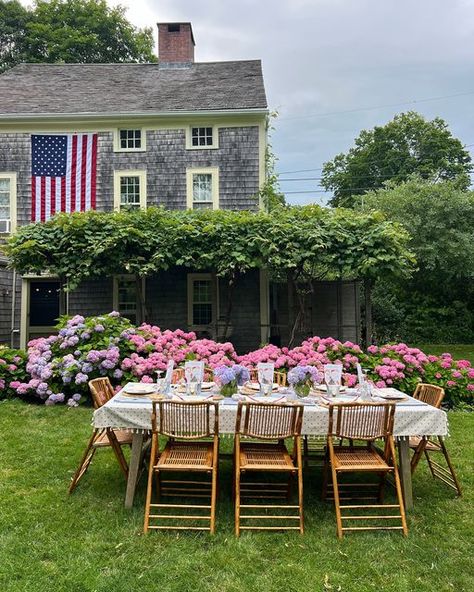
[0,346,28,397]
[1,313,472,408]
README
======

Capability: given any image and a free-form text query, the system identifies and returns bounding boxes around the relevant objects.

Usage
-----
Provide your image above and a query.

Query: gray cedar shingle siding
[0,61,267,116]
[0,126,260,226]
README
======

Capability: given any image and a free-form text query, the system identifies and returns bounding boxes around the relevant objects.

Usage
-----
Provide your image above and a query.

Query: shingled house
[0,22,359,351]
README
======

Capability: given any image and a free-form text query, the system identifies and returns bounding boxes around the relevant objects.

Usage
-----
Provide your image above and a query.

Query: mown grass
[415,344,474,364]
[0,400,472,592]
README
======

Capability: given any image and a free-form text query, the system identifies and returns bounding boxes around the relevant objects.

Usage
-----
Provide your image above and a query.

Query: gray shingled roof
[0,61,267,116]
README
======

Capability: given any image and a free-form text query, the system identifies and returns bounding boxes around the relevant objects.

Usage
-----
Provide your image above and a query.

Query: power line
[278,90,474,122]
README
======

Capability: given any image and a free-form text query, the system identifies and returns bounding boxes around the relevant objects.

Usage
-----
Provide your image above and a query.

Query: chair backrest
[412,383,444,408]
[88,377,115,409]
[172,367,214,383]
[153,400,218,439]
[328,403,395,441]
[249,369,287,387]
[235,402,303,440]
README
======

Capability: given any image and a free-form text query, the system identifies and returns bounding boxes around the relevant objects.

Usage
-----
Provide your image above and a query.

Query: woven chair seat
[409,437,440,451]
[332,446,390,471]
[239,443,296,471]
[156,441,214,471]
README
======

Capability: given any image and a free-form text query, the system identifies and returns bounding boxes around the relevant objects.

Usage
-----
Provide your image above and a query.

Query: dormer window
[186,125,218,150]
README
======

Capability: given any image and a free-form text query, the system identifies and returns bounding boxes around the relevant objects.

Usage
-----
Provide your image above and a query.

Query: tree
[322,112,472,207]
[361,178,474,342]
[0,0,156,73]
[0,1,31,73]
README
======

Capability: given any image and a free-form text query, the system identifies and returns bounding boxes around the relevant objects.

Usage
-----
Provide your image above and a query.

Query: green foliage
[362,179,474,343]
[361,178,474,288]
[258,113,286,211]
[322,112,472,207]
[0,0,156,72]
[0,1,30,73]
[5,206,415,290]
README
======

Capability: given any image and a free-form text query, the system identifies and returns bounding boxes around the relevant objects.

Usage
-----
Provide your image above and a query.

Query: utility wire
[278,90,474,122]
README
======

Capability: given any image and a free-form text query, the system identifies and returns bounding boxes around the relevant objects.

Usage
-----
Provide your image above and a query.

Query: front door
[23,280,62,345]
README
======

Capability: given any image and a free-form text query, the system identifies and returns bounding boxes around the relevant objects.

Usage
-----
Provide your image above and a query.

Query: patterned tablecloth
[93,387,449,439]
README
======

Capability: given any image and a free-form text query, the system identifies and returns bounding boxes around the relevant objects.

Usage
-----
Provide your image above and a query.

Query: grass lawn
[414,344,474,364]
[0,400,472,592]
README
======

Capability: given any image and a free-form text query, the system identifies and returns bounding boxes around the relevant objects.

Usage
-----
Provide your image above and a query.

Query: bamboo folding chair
[248,369,288,387]
[68,377,132,494]
[144,400,219,534]
[410,383,461,495]
[322,403,407,538]
[234,401,304,536]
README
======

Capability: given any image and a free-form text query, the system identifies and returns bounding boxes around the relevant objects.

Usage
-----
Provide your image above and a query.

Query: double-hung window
[113,170,147,211]
[0,173,16,234]
[186,167,219,210]
[187,273,216,328]
[113,275,140,325]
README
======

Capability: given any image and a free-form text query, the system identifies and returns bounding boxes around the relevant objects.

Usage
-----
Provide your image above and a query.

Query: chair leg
[331,465,343,539]
[303,436,309,469]
[410,440,427,474]
[390,442,408,537]
[143,435,157,533]
[435,438,462,496]
[235,466,241,537]
[68,429,100,494]
[297,464,304,534]
[210,465,218,535]
[106,429,129,479]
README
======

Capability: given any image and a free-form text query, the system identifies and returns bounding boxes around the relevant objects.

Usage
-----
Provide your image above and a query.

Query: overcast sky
[24,0,474,204]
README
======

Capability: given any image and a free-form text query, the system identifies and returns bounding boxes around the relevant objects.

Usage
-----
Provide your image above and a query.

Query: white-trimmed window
[0,172,16,234]
[113,275,140,325]
[185,126,218,149]
[113,170,147,211]
[114,128,146,152]
[187,273,217,328]
[186,167,219,210]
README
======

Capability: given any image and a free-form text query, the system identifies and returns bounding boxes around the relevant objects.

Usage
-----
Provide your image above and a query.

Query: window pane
[192,174,212,205]
[0,178,11,221]
[120,176,141,210]
[191,127,213,147]
[119,129,142,149]
[118,278,137,324]
[192,279,213,325]
[193,303,212,325]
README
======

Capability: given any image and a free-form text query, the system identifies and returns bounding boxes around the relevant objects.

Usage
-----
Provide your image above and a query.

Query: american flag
[31,134,98,222]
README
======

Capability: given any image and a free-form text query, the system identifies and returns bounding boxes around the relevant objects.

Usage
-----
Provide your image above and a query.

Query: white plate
[315,385,347,393]
[374,391,407,400]
[201,381,216,390]
[248,382,279,391]
[122,384,155,395]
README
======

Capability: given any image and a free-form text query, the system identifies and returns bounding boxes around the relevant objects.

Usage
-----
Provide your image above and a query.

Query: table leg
[125,433,145,509]
[398,438,413,511]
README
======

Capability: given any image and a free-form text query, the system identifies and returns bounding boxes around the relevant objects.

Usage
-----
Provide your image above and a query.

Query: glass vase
[220,379,238,397]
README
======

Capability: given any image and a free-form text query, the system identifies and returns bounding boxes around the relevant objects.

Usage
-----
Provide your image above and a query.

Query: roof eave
[0,108,269,123]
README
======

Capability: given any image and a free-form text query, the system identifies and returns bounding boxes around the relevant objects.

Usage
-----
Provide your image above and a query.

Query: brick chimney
[157,22,195,66]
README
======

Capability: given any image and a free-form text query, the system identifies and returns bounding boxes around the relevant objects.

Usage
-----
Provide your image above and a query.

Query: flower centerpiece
[287,365,321,397]
[214,364,250,396]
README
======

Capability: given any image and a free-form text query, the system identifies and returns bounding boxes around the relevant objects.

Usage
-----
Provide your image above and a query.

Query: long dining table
[93,385,449,511]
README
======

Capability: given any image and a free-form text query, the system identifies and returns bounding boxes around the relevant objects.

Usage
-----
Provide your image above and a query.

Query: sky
[22,0,474,204]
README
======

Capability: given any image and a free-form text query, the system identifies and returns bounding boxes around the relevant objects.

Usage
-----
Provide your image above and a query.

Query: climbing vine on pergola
[6,205,415,341]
